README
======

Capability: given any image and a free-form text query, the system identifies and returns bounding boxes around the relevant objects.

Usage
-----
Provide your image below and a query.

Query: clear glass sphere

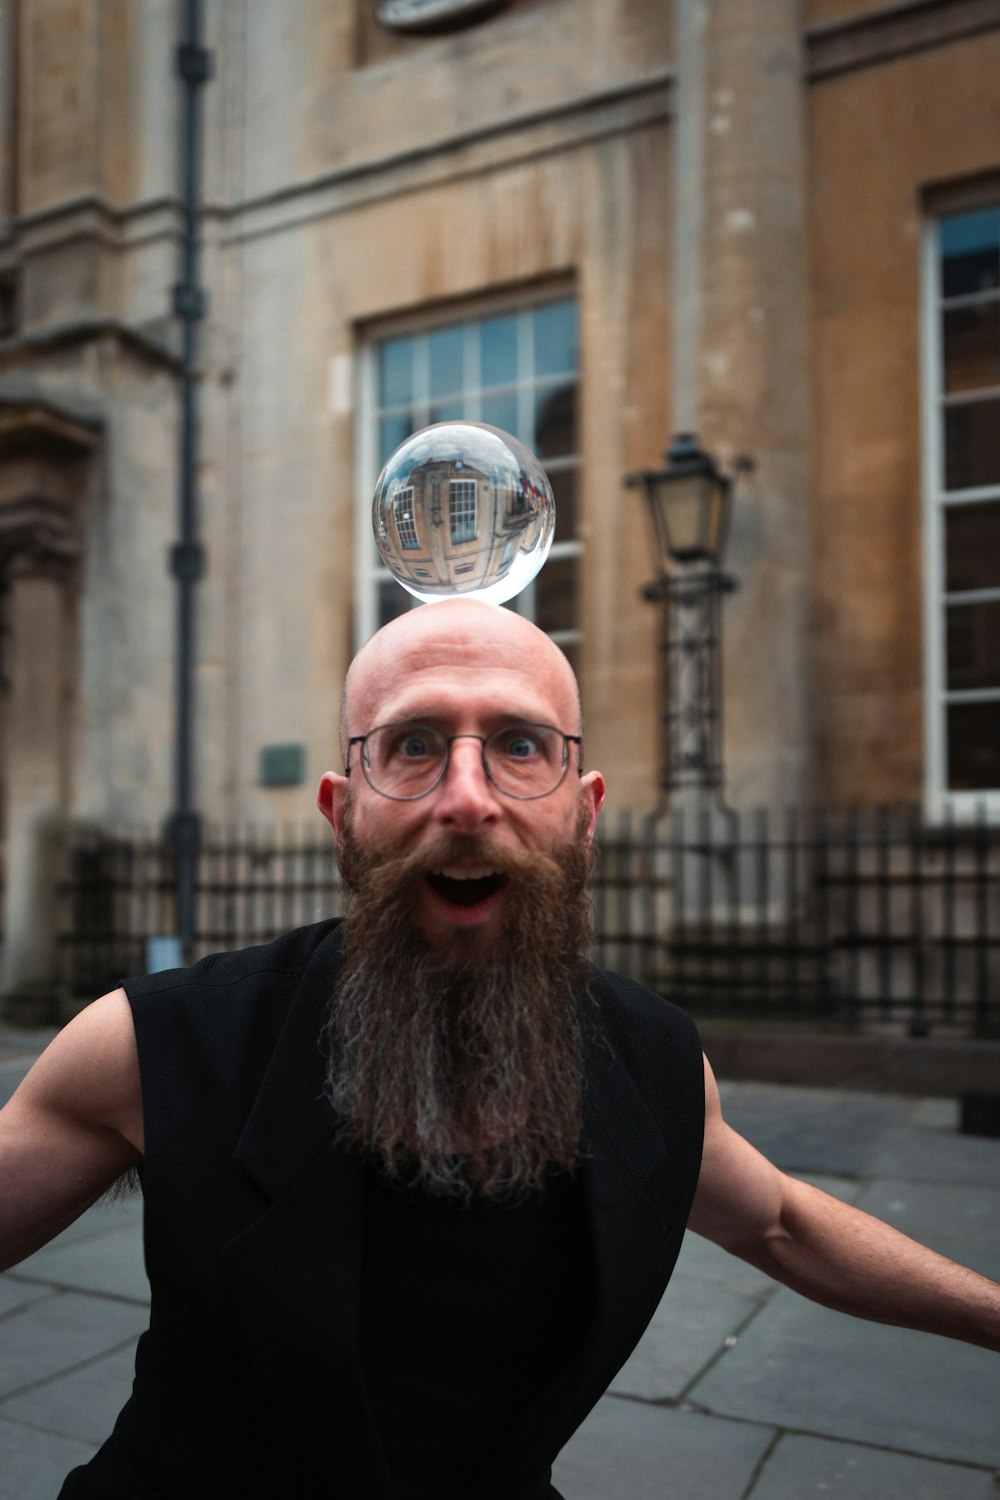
[371,421,555,606]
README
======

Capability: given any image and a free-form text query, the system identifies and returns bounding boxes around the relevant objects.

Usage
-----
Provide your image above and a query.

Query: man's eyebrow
[373,708,558,729]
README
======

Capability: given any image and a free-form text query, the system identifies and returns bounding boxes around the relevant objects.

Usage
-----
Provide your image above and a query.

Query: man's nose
[431,737,502,829]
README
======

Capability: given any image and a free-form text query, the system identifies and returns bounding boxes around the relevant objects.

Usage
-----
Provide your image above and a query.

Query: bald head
[339,601,581,762]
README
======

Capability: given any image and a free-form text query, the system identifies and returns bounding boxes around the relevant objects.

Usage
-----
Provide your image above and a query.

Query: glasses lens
[485,724,566,798]
[365,724,446,798]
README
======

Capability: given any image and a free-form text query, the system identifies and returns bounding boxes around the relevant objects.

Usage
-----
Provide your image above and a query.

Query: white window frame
[353,288,581,651]
[448,478,478,544]
[921,203,1000,820]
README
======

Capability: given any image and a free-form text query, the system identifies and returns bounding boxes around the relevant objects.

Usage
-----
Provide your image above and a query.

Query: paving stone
[869,1126,1000,1189]
[609,1270,764,1401]
[0,1415,97,1500]
[0,1340,138,1445]
[0,1278,49,1318]
[552,1394,774,1500]
[0,1292,149,1398]
[688,1287,1000,1468]
[749,1431,997,1499]
[10,1220,149,1304]
[613,1172,865,1401]
[856,1179,1000,1246]
[715,1083,910,1177]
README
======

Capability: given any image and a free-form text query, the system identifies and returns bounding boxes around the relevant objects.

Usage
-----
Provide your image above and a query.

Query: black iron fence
[59,826,346,997]
[57,805,1000,1036]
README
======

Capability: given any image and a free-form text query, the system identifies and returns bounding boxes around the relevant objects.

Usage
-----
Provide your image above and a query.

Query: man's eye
[395,731,435,758]
[498,728,542,759]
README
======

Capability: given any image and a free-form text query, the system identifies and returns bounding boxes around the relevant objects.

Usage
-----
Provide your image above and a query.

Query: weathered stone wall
[0,0,999,1006]
[807,28,1000,804]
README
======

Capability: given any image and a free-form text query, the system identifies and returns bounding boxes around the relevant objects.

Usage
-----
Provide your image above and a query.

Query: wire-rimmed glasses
[346,721,582,801]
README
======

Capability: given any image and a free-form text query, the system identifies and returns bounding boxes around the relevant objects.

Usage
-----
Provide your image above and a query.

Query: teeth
[434,867,499,881]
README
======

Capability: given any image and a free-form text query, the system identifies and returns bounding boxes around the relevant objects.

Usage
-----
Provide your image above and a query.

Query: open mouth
[425,868,506,909]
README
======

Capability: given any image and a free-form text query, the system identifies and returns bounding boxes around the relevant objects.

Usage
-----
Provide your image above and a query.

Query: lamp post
[628,434,746,803]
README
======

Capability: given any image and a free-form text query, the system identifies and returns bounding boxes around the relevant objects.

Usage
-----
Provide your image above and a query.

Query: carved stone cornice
[0,399,97,583]
[806,0,1000,82]
[0,495,80,583]
[0,397,101,462]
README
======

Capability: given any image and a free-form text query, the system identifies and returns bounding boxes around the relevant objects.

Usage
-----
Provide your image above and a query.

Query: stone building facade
[0,0,998,999]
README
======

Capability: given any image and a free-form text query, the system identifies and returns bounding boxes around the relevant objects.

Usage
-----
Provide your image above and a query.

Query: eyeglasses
[346,721,583,801]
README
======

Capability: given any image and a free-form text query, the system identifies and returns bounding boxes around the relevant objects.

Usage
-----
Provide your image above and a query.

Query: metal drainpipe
[167,0,212,962]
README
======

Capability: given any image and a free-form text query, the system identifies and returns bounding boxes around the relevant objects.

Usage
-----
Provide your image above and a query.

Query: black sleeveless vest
[59,920,704,1500]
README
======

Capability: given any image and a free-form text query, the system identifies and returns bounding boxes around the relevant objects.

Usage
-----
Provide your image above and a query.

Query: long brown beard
[325,812,596,1200]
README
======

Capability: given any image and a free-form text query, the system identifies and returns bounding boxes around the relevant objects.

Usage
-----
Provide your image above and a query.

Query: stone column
[0,404,97,1018]
[672,0,811,812]
[0,505,80,1016]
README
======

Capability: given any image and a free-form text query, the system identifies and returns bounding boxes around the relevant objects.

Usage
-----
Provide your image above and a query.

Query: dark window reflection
[558,640,580,681]
[946,600,1000,691]
[535,555,576,635]
[549,469,577,544]
[945,501,1000,592]
[947,699,1000,791]
[942,302,1000,395]
[944,399,1000,490]
[429,400,464,426]
[940,209,1000,299]
[534,382,576,459]
[380,412,414,465]
[378,580,411,629]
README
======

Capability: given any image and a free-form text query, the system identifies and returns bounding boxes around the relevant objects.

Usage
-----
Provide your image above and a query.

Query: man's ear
[317,772,349,843]
[580,769,606,842]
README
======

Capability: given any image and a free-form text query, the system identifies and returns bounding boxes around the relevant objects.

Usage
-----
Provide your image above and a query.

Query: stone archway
[0,399,100,1016]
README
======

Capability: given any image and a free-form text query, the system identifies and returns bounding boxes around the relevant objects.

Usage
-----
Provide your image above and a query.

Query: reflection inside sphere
[372,421,555,606]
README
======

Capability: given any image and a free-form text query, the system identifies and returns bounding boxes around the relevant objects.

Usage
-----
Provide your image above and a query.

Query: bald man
[1,601,998,1500]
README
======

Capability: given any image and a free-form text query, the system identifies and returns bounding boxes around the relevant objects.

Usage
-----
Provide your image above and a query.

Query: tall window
[358,296,581,671]
[925,204,1000,807]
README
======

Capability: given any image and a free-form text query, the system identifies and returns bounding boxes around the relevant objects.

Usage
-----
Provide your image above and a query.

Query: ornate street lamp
[628,434,747,801]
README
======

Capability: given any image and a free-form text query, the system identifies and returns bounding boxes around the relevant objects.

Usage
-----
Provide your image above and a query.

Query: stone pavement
[1,1026,998,1499]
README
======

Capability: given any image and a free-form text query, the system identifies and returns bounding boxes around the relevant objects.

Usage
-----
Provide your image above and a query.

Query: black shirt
[360,1166,594,1497]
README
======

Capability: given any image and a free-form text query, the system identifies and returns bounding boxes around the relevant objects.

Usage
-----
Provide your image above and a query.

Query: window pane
[942,302,1000,394]
[940,210,1000,299]
[480,389,518,435]
[378,579,411,629]
[558,640,580,682]
[429,399,465,425]
[534,382,576,458]
[481,314,518,387]
[947,699,1000,791]
[549,468,577,543]
[534,301,577,376]
[946,600,1000,691]
[428,326,465,398]
[944,398,1000,490]
[534,554,577,635]
[945,500,1000,591]
[379,338,413,407]
[449,479,477,543]
[379,412,413,465]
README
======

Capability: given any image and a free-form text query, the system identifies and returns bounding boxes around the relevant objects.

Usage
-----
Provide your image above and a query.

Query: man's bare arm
[0,989,143,1271]
[688,1054,1000,1353]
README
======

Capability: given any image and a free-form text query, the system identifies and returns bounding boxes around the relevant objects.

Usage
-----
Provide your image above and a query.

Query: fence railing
[58,827,347,997]
[57,805,1000,1036]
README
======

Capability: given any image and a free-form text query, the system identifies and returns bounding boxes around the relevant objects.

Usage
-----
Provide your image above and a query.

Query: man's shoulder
[122,920,343,1117]
[590,964,699,1037]
[125,918,342,1001]
[588,964,703,1083]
